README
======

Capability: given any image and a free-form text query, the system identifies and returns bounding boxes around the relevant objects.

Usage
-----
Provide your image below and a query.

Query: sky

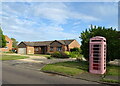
[0,2,118,43]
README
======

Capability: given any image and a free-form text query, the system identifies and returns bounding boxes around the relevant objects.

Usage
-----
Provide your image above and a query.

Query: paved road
[2,62,101,85]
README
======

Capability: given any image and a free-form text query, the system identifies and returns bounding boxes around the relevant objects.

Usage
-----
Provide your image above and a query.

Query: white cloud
[73,21,81,26]
[1,2,100,26]
[1,2,116,43]
[33,2,99,24]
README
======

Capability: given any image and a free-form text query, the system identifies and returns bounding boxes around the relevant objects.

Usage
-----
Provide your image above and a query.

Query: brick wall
[68,40,80,51]
[0,35,13,52]
[26,46,34,54]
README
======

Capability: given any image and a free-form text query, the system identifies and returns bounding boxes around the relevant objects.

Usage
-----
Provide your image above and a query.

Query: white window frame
[50,47,53,51]
[57,47,62,51]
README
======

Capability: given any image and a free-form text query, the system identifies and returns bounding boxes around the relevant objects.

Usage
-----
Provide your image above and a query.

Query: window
[6,41,9,44]
[93,51,99,53]
[93,64,99,66]
[4,47,8,49]
[93,48,100,50]
[50,47,53,51]
[93,67,99,70]
[93,60,99,63]
[93,45,101,47]
[93,54,100,57]
[93,58,100,60]
[57,47,62,51]
[91,40,101,42]
[35,48,39,51]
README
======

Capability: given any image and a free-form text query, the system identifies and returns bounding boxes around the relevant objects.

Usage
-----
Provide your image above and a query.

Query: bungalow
[17,39,80,54]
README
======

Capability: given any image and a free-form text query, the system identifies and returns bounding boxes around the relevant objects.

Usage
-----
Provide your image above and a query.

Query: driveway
[2,53,76,70]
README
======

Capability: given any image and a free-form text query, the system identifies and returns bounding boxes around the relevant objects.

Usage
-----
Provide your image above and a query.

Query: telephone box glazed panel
[89,36,106,74]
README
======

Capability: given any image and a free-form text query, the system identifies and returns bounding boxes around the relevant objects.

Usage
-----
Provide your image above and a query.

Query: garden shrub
[51,51,69,58]
[60,52,69,58]
[64,51,70,55]
[69,51,81,58]
[51,52,61,58]
[69,48,82,58]
[70,48,81,53]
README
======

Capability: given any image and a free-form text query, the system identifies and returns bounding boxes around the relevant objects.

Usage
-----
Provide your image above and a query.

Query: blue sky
[0,2,118,43]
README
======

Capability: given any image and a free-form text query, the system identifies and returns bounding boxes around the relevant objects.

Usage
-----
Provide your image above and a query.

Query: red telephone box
[89,36,106,74]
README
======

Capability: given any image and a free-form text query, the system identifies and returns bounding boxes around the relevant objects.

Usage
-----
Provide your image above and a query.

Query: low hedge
[51,52,69,58]
[51,51,82,58]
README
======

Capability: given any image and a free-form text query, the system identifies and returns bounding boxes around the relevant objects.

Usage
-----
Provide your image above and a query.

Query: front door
[41,46,47,54]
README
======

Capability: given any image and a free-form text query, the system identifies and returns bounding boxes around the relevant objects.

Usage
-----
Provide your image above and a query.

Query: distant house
[17,39,80,54]
[0,35,13,52]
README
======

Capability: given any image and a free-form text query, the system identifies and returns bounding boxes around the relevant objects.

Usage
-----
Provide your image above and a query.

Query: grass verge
[106,64,120,76]
[42,65,84,76]
[41,61,119,83]
[41,61,88,76]
[0,55,29,60]
[101,78,119,83]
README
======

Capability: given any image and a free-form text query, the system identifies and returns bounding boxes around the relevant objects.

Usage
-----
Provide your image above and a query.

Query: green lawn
[41,61,88,76]
[3,51,15,54]
[106,64,120,76]
[42,65,84,76]
[41,61,120,77]
[101,78,119,83]
[0,55,29,60]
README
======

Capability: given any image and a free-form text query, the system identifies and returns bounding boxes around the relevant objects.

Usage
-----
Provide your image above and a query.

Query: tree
[11,38,18,48]
[80,25,120,62]
[0,27,6,48]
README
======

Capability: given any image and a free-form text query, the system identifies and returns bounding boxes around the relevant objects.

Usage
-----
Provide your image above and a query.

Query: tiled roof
[22,39,75,46]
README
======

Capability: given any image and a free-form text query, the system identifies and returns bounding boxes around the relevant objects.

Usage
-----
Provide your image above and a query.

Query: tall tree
[80,25,120,62]
[11,38,18,48]
[0,27,6,48]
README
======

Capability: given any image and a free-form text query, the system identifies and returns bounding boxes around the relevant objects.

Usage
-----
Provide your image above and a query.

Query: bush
[51,52,61,58]
[64,51,70,55]
[51,52,69,58]
[69,51,81,58]
[51,51,82,58]
[70,48,81,53]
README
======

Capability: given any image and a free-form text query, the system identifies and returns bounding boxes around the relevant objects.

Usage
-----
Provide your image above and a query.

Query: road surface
[2,62,103,85]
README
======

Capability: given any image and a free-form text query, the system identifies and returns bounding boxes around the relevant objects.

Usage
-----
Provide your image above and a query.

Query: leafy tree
[11,38,18,48]
[80,25,120,62]
[0,27,6,48]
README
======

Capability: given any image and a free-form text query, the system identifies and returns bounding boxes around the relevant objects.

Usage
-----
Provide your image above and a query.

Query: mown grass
[101,78,119,83]
[41,60,120,77]
[106,64,120,76]
[41,61,88,76]
[51,61,89,71]
[42,65,84,76]
[0,55,29,60]
[3,51,15,54]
